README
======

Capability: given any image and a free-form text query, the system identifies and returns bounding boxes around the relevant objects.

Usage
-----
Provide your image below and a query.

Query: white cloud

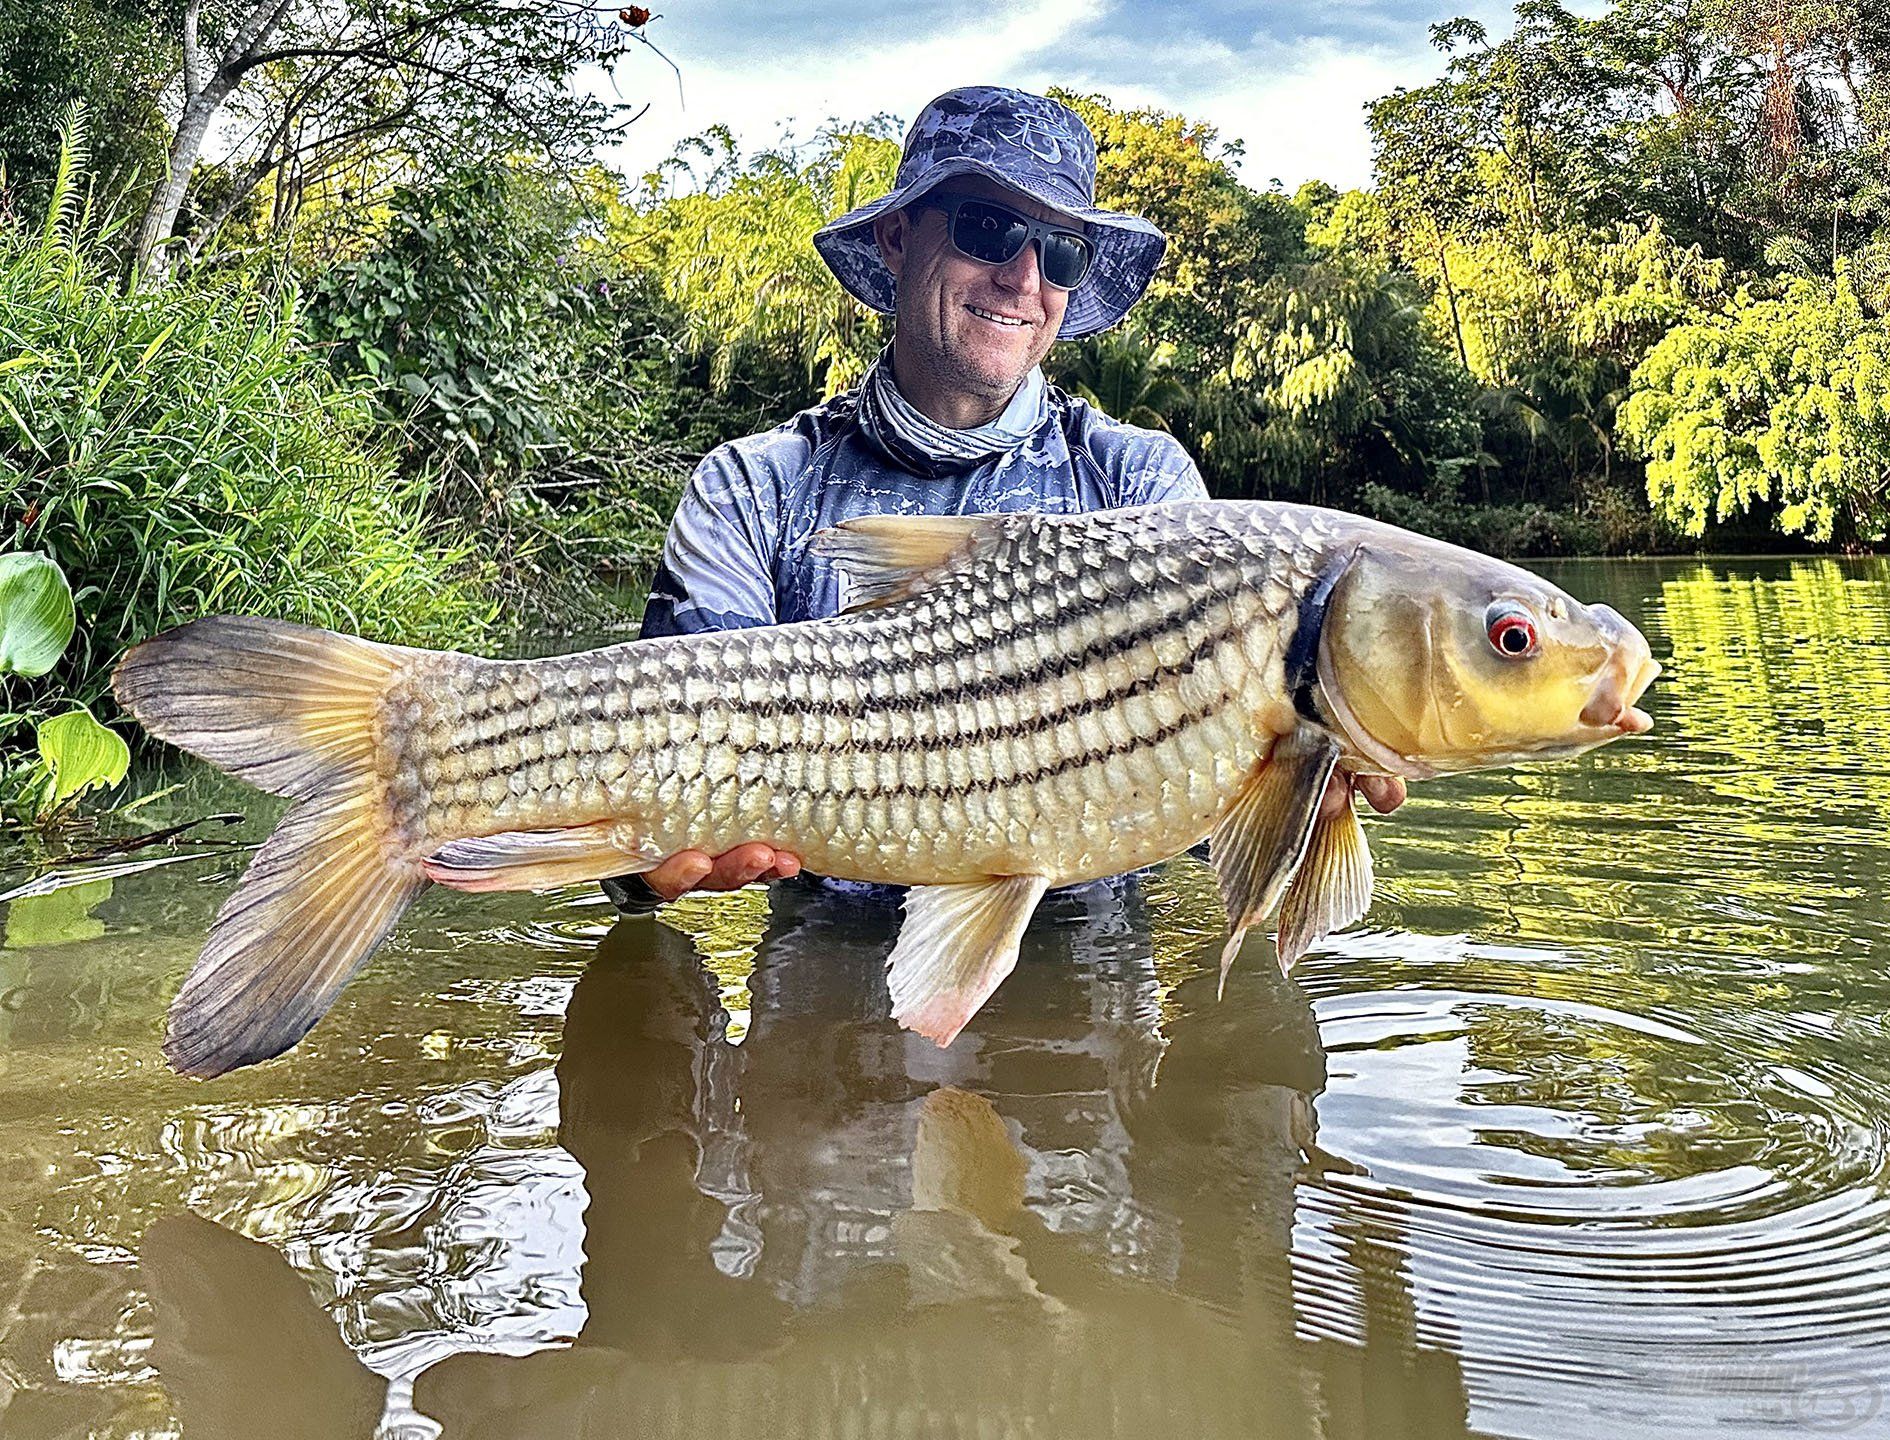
[597,0,1107,184]
[592,1,1461,193]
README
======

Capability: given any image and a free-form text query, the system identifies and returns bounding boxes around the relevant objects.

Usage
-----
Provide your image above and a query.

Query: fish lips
[1579,652,1662,737]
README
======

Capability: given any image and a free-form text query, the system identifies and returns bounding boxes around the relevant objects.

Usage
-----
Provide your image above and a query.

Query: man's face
[873,176,1078,405]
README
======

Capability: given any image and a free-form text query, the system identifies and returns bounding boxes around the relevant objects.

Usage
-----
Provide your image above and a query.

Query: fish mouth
[1579,651,1661,737]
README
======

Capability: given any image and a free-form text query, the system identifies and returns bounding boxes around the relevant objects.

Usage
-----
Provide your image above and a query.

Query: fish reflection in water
[141,878,1478,1439]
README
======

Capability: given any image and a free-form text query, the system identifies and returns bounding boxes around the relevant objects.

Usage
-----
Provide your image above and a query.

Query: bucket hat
[812,85,1166,339]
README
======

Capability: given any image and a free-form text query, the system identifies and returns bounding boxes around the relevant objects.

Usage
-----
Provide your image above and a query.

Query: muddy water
[1,556,1888,1439]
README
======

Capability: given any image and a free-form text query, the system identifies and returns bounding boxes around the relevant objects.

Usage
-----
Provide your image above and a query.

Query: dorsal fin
[810,513,1017,612]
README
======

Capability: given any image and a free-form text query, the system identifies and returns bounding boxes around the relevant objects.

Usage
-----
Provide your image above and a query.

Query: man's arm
[1123,431,1211,506]
[607,449,804,912]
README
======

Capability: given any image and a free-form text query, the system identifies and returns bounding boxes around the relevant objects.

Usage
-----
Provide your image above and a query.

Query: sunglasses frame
[911,189,1096,292]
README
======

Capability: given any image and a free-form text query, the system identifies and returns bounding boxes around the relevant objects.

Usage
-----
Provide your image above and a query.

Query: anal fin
[1276,794,1374,970]
[1211,730,1339,988]
[423,822,660,893]
[887,875,1050,1046]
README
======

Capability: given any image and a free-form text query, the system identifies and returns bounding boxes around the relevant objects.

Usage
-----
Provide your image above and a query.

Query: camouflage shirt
[639,376,1208,637]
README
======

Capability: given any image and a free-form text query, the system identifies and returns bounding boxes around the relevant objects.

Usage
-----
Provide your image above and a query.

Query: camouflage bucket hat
[813,85,1167,340]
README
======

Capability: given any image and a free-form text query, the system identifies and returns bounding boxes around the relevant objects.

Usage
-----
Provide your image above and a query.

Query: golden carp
[113,501,1658,1077]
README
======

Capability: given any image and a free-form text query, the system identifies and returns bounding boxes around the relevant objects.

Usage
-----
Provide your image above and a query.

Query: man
[606,85,1400,915]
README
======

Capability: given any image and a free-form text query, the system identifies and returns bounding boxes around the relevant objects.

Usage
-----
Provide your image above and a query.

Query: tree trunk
[133,0,291,283]
[1434,236,1470,372]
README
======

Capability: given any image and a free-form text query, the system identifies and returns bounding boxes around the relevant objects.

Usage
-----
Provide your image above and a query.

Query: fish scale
[386,504,1336,887]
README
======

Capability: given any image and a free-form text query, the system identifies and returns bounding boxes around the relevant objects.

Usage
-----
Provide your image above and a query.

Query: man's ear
[873,208,911,280]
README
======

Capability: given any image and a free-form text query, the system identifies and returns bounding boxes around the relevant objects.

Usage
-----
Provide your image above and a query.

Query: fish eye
[1485,604,1539,660]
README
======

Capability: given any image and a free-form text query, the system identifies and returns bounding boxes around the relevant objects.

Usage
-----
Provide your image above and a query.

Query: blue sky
[593,0,1520,192]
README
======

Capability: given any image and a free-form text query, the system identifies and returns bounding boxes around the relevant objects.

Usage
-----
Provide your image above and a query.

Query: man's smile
[966,303,1031,328]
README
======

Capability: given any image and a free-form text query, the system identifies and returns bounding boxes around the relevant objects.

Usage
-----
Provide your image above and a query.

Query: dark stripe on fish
[446,555,1243,728]
[441,581,1253,777]
[1285,549,1350,724]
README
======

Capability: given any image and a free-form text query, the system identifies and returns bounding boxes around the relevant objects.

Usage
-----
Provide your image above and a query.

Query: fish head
[1313,540,1660,778]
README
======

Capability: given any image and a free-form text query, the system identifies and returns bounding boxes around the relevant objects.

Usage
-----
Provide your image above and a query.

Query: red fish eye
[1487,609,1538,659]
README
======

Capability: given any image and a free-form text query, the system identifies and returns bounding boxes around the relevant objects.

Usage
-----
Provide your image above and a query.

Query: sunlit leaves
[617,124,900,397]
[0,553,76,679]
[1620,275,1890,540]
[36,707,129,814]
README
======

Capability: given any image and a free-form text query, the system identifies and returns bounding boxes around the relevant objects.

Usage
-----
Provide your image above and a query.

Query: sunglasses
[913,189,1096,292]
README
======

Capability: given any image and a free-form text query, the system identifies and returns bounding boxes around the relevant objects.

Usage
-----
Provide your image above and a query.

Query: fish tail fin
[113,617,429,1077]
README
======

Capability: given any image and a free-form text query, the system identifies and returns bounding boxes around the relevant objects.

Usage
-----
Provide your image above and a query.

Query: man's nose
[992,239,1042,295]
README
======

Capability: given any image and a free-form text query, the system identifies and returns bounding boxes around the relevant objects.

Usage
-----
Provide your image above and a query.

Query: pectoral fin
[1276,794,1374,970]
[1211,730,1340,987]
[887,875,1050,1046]
[423,822,660,892]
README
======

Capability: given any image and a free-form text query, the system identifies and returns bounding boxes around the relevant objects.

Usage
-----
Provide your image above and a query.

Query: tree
[1050,320,1190,431]
[1619,271,1890,541]
[618,123,901,397]
[130,0,634,280]
[1050,90,1305,379]
[1213,257,1482,508]
[0,0,177,209]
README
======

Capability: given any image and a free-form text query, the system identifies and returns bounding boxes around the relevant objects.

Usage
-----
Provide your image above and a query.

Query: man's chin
[945,344,1035,403]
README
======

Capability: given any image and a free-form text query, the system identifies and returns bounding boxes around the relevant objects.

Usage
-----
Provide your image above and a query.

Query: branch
[219,0,296,73]
[239,3,491,74]
[182,0,205,100]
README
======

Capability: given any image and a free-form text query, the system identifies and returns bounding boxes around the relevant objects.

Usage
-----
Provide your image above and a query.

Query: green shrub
[305,164,679,620]
[0,130,494,719]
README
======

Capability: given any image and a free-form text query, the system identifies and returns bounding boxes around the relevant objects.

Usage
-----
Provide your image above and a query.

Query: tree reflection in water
[141,877,1479,1439]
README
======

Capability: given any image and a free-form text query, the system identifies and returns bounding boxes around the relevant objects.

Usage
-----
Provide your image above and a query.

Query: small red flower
[620,6,651,26]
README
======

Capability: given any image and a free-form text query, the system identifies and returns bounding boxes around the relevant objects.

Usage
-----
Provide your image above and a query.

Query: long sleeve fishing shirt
[639,380,1208,638]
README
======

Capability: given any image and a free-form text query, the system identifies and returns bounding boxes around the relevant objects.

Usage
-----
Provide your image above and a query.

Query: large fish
[114,501,1658,1077]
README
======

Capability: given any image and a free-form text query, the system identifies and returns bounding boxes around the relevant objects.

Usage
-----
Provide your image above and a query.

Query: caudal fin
[113,617,429,1077]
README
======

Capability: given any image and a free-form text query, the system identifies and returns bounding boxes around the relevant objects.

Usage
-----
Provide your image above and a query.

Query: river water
[1,556,1888,1439]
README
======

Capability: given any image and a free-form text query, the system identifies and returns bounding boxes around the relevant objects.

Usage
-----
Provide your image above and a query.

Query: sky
[590,0,1520,194]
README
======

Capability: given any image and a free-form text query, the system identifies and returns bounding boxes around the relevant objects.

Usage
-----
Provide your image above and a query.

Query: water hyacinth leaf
[37,707,130,813]
[0,552,77,678]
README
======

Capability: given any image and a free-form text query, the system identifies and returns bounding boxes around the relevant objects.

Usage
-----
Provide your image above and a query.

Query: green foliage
[310,166,610,494]
[622,124,900,397]
[1620,273,1890,541]
[35,705,128,815]
[1215,257,1484,508]
[0,551,76,678]
[0,0,174,212]
[0,121,494,721]
[1050,91,1306,376]
[306,162,683,614]
[1051,321,1189,432]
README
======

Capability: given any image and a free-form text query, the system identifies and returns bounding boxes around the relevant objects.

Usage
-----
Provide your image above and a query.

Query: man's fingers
[707,843,780,890]
[1316,772,1408,824]
[1318,771,1353,821]
[1357,774,1408,814]
[646,850,714,901]
[645,844,805,900]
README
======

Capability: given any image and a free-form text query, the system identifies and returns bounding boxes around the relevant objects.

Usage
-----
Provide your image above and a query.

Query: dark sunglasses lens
[952,202,1029,264]
[1040,230,1093,289]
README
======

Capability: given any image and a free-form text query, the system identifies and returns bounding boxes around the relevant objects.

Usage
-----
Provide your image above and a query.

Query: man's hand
[643,842,802,901]
[1320,770,1407,821]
